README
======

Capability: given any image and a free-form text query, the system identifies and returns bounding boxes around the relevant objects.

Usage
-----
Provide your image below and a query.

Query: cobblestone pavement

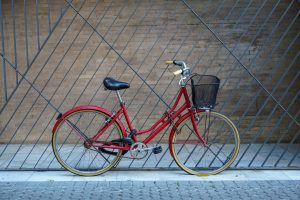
[0,180,299,200]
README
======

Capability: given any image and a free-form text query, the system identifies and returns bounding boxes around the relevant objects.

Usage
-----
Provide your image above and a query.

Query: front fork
[189,109,207,146]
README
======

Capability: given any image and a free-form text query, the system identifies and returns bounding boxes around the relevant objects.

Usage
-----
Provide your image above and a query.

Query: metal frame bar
[2,0,94,168]
[0,0,83,139]
[247,51,300,167]
[35,0,41,50]
[288,140,300,167]
[234,30,300,167]
[0,0,299,170]
[45,0,147,168]
[270,85,300,167]
[11,0,18,84]
[276,118,300,166]
[0,0,86,166]
[105,3,199,167]
[36,0,148,168]
[182,0,299,168]
[36,0,159,168]
[40,1,192,168]
[0,0,73,113]
[58,1,177,168]
[64,0,171,108]
[202,0,299,167]
[24,0,29,68]
[47,0,194,169]
[0,0,7,102]
[47,0,52,33]
[151,0,263,168]
[181,0,300,127]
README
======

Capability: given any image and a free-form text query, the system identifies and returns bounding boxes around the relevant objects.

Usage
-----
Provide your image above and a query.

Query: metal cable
[181,0,300,127]
[0,0,73,113]
[0,53,60,113]
[64,0,171,108]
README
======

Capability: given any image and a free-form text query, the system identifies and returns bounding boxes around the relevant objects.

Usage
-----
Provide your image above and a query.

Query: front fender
[52,105,127,137]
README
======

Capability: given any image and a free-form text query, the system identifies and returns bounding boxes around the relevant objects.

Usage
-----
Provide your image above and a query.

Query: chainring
[129,142,148,159]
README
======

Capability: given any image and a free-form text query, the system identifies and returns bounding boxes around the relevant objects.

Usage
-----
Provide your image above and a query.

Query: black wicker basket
[190,74,220,109]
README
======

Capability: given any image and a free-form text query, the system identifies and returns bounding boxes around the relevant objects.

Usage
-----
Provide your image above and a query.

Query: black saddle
[103,77,130,91]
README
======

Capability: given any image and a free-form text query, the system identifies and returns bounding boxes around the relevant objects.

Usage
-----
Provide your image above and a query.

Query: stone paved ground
[0,180,299,200]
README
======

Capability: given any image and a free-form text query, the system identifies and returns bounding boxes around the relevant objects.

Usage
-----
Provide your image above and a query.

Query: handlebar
[165,60,187,69]
[165,60,191,85]
[165,60,190,74]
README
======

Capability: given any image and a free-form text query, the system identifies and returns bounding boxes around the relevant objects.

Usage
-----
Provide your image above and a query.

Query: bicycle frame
[92,86,207,151]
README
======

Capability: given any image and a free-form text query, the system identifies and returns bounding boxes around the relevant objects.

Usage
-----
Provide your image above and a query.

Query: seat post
[116,91,123,104]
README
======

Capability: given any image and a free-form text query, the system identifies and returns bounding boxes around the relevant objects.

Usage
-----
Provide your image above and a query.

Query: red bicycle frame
[91,87,207,151]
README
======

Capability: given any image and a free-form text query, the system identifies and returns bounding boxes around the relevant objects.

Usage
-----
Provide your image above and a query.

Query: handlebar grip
[165,60,174,64]
[173,69,182,75]
[173,60,182,66]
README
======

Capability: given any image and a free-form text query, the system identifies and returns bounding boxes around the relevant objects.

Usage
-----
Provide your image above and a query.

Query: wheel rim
[52,110,123,176]
[171,111,240,175]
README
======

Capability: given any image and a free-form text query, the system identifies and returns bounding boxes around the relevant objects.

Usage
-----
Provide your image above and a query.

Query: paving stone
[1,180,300,200]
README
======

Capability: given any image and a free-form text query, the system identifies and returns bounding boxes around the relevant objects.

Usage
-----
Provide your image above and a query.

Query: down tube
[143,103,188,144]
[142,87,189,144]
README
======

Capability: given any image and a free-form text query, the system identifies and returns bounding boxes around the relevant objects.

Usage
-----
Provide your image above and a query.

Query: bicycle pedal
[152,146,162,154]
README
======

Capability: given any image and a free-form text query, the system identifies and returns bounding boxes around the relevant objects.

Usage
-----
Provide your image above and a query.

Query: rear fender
[52,105,127,137]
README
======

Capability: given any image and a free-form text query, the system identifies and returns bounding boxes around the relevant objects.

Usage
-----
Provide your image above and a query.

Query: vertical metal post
[145,0,259,168]
[47,0,51,33]
[35,0,41,50]
[0,0,88,165]
[24,0,29,68]
[59,0,62,16]
[0,0,299,170]
[0,0,7,102]
[12,0,18,84]
[0,0,73,114]
[181,0,299,127]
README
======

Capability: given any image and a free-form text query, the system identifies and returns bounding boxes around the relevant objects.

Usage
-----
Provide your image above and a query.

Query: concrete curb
[0,170,299,182]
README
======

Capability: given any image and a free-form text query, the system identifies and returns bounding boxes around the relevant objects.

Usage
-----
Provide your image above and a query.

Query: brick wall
[0,0,299,144]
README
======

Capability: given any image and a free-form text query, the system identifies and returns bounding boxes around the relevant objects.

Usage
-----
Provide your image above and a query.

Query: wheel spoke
[52,110,123,176]
[65,119,90,141]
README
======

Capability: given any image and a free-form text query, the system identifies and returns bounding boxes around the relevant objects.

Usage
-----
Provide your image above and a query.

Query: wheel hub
[83,140,92,149]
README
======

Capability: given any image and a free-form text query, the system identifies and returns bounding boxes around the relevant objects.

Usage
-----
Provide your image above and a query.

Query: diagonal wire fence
[0,0,299,170]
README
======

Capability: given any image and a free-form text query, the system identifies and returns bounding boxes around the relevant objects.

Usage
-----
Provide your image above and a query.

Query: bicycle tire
[170,111,240,176]
[52,109,124,176]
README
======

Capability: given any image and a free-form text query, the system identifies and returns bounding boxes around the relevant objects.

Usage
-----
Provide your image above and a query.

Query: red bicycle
[52,60,240,176]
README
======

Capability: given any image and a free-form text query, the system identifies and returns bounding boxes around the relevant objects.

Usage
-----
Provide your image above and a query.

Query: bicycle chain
[91,141,155,160]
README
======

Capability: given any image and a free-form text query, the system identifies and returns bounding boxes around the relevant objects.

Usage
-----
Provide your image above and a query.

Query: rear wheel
[52,109,124,176]
[170,111,240,176]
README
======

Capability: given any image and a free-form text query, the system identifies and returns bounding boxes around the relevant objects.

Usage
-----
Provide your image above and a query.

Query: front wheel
[170,111,240,176]
[52,109,124,176]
